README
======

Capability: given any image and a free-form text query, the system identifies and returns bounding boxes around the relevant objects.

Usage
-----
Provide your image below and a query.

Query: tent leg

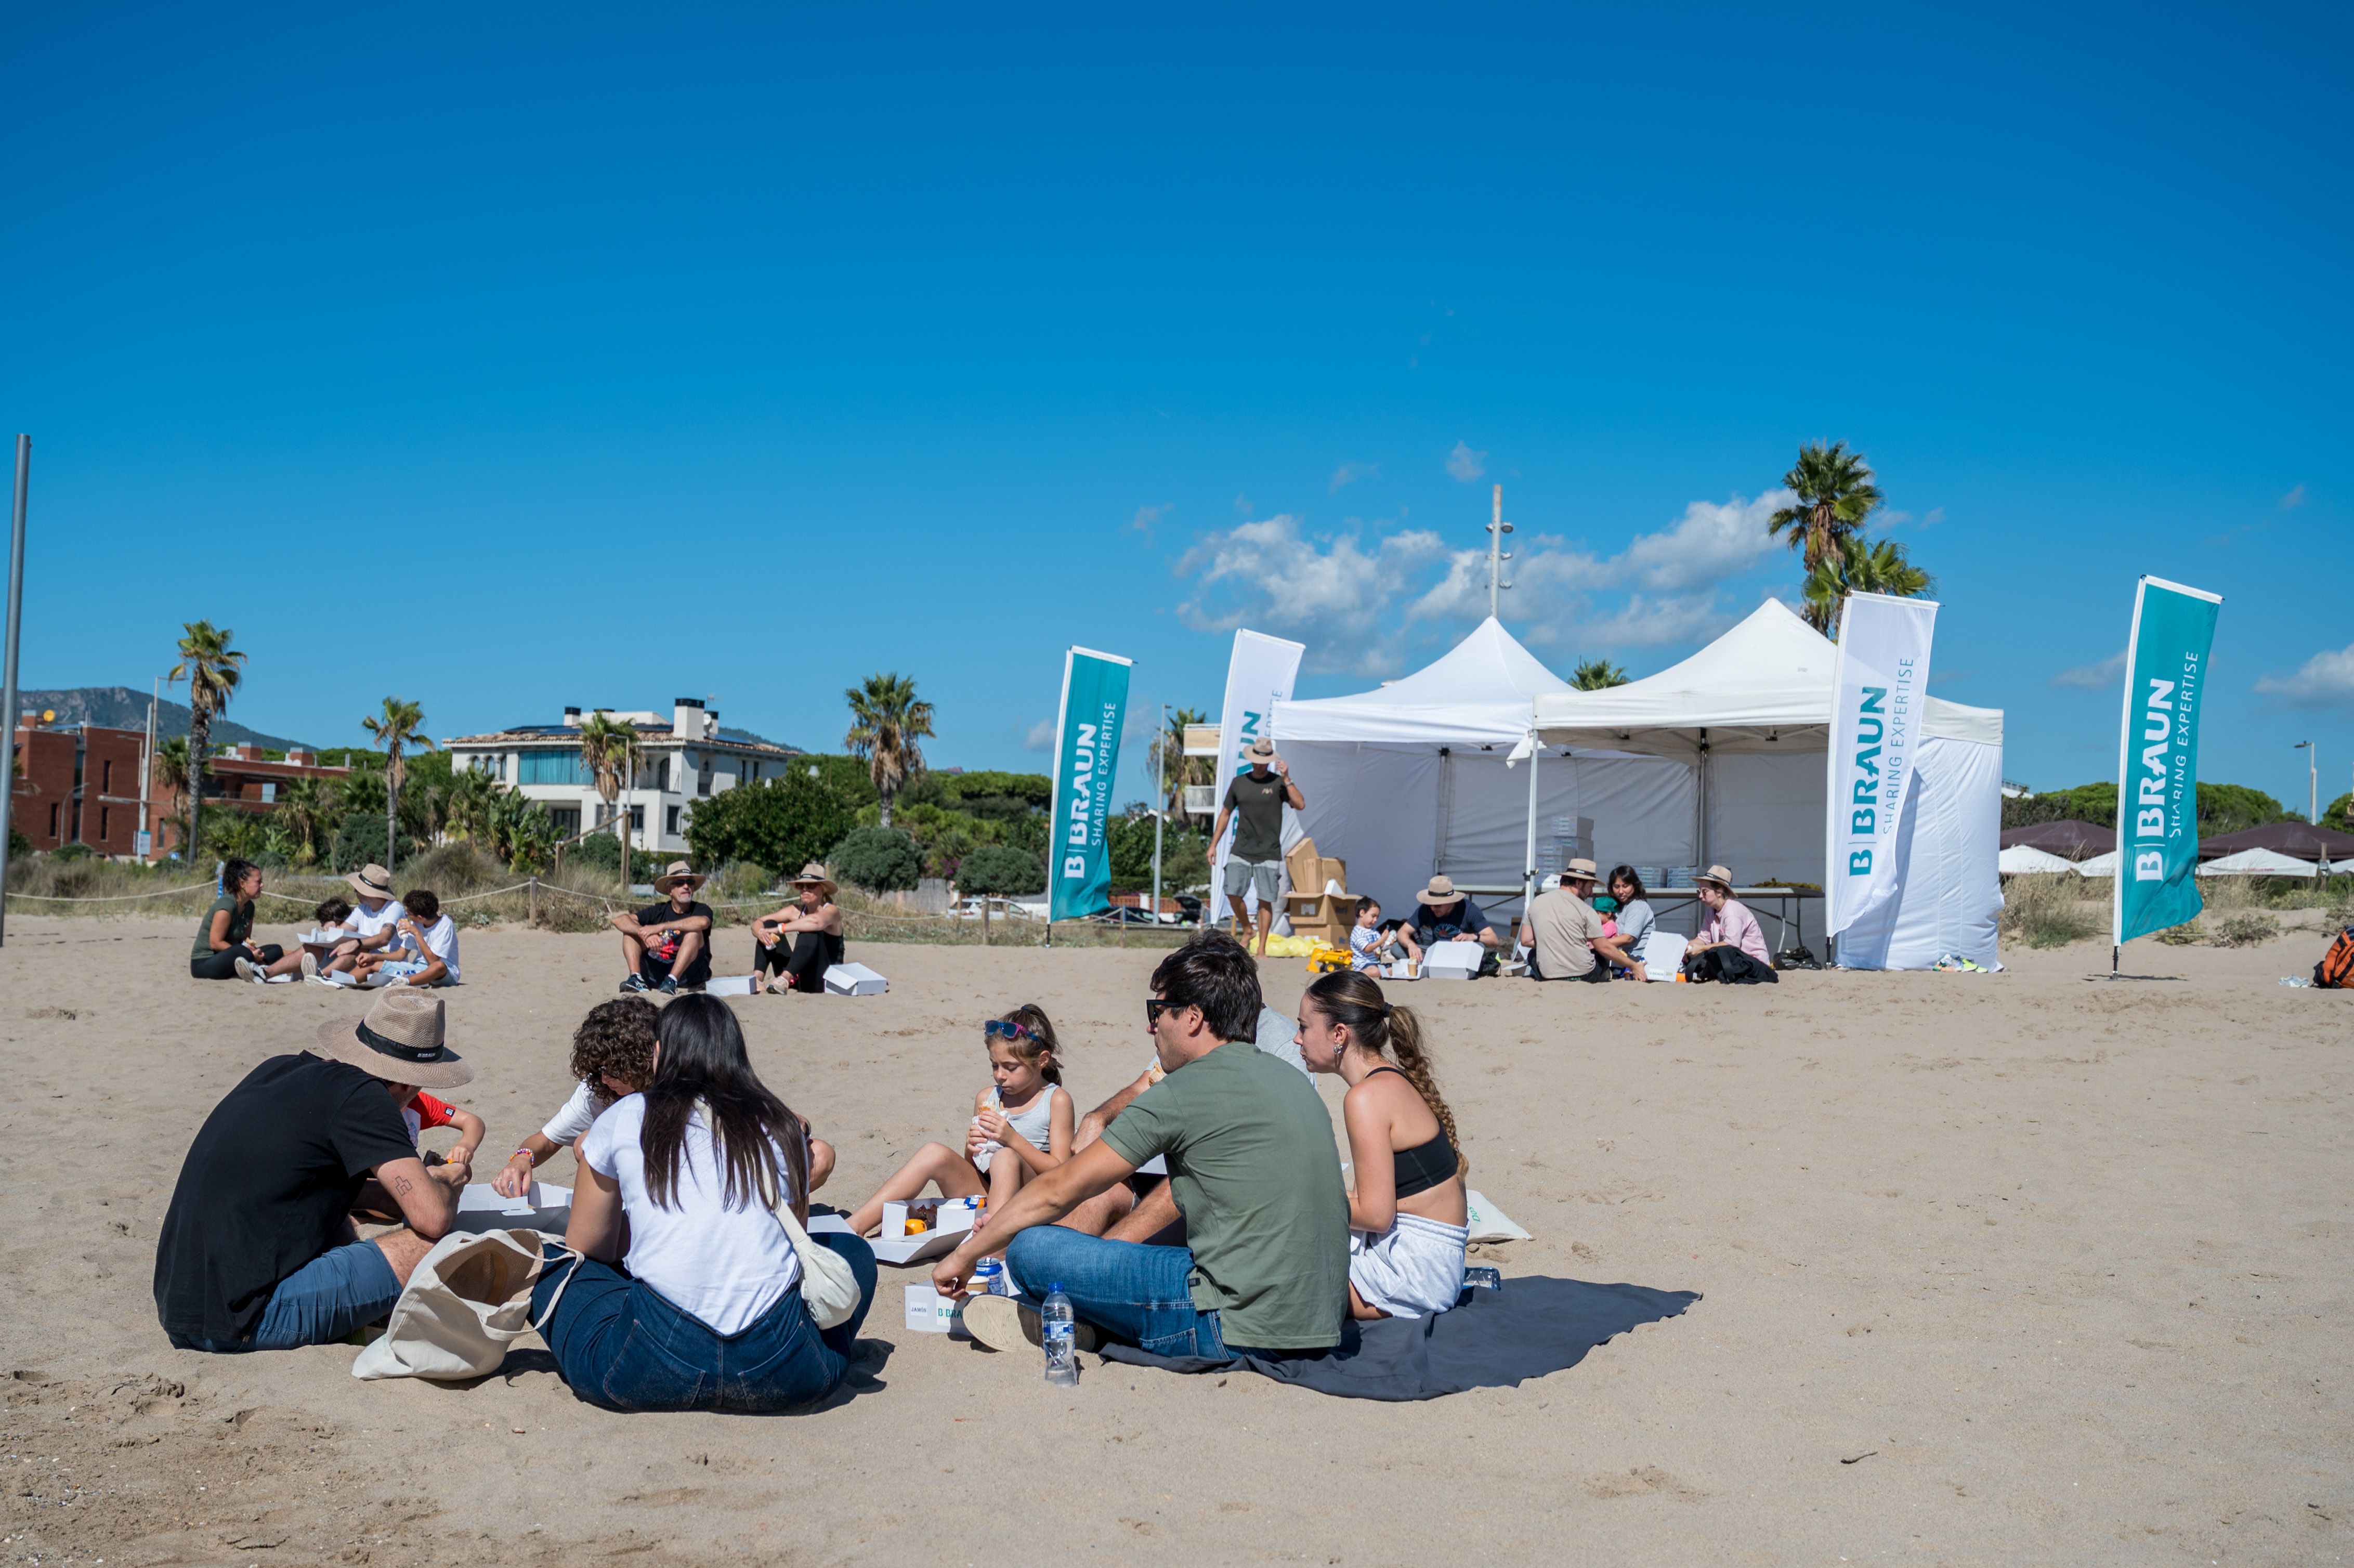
[1522,730,1541,912]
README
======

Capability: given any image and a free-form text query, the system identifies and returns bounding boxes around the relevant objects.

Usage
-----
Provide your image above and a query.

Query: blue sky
[3,4,2349,811]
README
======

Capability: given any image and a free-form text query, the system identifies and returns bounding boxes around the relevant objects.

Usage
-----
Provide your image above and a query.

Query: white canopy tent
[1270,618,1694,924]
[2201,847,2321,877]
[1527,600,2005,970]
[1998,844,2078,875]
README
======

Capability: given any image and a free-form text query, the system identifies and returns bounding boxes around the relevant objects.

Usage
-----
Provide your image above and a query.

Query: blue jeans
[530,1234,878,1413]
[1005,1227,1259,1359]
[168,1238,403,1352]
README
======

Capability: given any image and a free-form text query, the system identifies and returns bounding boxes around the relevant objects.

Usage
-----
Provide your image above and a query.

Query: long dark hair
[1606,865,1646,902]
[1303,968,1466,1179]
[639,995,808,1214]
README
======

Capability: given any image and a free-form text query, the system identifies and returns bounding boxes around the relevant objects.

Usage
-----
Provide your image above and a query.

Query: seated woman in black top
[191,857,304,982]
[1293,969,1470,1320]
[752,863,846,996]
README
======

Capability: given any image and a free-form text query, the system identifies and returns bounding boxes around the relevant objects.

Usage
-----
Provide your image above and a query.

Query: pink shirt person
[1697,898,1771,965]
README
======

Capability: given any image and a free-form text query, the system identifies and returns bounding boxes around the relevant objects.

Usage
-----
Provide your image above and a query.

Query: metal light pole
[139,677,159,861]
[1485,485,1514,618]
[0,437,29,946]
[2294,741,2316,825]
[1152,703,1168,926]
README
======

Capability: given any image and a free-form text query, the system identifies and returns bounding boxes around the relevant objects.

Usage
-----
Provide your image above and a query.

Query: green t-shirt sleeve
[1100,1077,1182,1167]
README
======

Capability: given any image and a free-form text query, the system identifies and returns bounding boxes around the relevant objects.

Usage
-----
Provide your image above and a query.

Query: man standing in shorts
[1211,738,1304,957]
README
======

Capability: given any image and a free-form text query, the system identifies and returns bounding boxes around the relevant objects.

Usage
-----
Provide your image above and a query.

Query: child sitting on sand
[844,1004,1072,1238]
[404,1089,486,1175]
[1349,898,1422,973]
[348,890,461,987]
[492,997,838,1198]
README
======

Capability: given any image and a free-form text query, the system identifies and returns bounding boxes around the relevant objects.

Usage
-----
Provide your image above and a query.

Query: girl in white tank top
[843,1005,1075,1239]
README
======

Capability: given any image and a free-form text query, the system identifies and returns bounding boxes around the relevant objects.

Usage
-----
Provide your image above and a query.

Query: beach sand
[2,915,2348,1565]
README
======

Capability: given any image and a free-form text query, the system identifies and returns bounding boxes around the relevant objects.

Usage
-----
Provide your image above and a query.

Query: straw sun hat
[1244,738,1277,763]
[1416,874,1466,909]
[790,861,838,896]
[1695,864,1737,891]
[1560,857,1599,882]
[652,860,706,893]
[346,863,395,903]
[311,988,474,1091]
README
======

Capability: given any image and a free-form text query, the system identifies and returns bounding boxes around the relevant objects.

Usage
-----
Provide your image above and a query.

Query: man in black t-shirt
[610,860,714,994]
[153,989,468,1353]
[1211,739,1305,956]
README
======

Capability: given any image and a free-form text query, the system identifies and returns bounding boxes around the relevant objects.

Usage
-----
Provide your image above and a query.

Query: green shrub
[1107,813,1210,895]
[958,843,1045,896]
[829,826,922,892]
[566,830,626,876]
[332,814,390,872]
[51,842,91,863]
[684,774,857,880]
[2210,911,2280,947]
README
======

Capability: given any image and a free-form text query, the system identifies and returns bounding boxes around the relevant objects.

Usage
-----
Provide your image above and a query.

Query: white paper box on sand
[1636,931,1687,979]
[852,1195,978,1265]
[903,1283,969,1336]
[823,962,888,996]
[1424,940,1484,981]
[703,974,755,996]
[1463,1190,1532,1243]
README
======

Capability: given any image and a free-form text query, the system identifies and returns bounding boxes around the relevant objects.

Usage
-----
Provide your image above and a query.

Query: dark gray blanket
[1095,1277,1699,1401]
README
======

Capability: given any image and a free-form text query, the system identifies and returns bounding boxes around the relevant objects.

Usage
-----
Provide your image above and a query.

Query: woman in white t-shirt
[528,995,878,1413]
[493,998,837,1200]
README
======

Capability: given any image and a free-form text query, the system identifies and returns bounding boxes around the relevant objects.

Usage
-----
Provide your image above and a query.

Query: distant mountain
[14,687,314,751]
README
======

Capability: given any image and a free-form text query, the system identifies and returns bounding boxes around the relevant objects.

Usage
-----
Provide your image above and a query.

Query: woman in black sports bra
[1295,969,1471,1321]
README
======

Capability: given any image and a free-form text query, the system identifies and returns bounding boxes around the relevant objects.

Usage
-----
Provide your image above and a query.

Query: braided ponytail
[1303,969,1468,1180]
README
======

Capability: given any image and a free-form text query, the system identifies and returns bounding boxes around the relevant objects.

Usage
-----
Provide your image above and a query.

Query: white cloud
[1329,461,1379,493]
[1174,515,1449,674]
[1021,717,1057,752]
[1445,441,1487,483]
[2281,484,2307,510]
[1171,490,1796,674]
[1603,492,1791,594]
[2051,652,2126,691]
[1128,502,1172,536]
[2255,643,2354,709]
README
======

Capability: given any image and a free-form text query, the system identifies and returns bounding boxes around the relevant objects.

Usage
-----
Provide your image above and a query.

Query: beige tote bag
[350,1227,548,1381]
[775,1196,862,1331]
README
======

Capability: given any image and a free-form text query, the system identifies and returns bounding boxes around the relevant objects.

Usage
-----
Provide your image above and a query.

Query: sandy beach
[2,916,2349,1565]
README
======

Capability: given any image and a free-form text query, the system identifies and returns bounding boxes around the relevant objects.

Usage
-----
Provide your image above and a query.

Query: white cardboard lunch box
[809,1195,976,1265]
[1423,940,1484,981]
[823,962,889,996]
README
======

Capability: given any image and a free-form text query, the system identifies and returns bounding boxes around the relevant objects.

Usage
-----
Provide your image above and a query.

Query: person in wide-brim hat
[155,988,472,1356]
[610,861,715,996]
[1689,864,1773,968]
[753,863,845,997]
[346,862,396,904]
[1408,874,1499,951]
[311,986,476,1091]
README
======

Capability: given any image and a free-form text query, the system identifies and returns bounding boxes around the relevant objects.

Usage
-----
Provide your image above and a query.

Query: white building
[443,699,803,858]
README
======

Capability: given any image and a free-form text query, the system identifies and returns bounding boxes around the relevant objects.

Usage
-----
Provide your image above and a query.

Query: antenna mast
[1485,483,1514,617]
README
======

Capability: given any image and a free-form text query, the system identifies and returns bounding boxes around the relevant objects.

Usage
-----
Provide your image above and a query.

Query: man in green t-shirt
[935,934,1349,1359]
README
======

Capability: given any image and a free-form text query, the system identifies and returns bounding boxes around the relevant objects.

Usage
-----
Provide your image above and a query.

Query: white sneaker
[233,956,259,983]
[299,951,319,981]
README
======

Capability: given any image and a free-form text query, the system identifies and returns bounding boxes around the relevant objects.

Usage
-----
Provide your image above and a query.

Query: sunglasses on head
[983,1020,1034,1042]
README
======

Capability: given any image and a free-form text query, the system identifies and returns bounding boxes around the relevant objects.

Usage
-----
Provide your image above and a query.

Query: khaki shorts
[1221,858,1282,904]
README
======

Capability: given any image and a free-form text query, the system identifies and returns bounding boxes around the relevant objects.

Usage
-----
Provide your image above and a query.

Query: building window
[99,806,110,841]
[261,781,277,803]
[665,805,681,836]
[628,805,645,832]
[101,760,113,794]
[519,748,587,785]
[549,806,580,838]
[48,803,58,837]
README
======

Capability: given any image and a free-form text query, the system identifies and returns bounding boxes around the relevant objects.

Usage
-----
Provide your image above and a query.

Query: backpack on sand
[2317,927,2354,989]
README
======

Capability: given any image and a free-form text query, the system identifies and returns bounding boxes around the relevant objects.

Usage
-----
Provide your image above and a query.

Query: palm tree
[443,763,501,847]
[1148,705,1212,814]
[276,775,339,866]
[1571,658,1629,690]
[167,621,246,864]
[575,711,638,886]
[361,698,431,876]
[1768,441,1885,580]
[1802,535,1936,635]
[844,673,935,829]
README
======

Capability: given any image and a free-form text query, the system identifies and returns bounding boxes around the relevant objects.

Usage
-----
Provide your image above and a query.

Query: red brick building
[8,721,349,860]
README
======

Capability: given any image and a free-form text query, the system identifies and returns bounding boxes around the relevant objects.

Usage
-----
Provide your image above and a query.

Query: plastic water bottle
[1041,1283,1079,1386]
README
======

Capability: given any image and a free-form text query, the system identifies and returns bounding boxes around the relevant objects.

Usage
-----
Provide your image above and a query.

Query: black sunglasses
[1144,996,1193,1029]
